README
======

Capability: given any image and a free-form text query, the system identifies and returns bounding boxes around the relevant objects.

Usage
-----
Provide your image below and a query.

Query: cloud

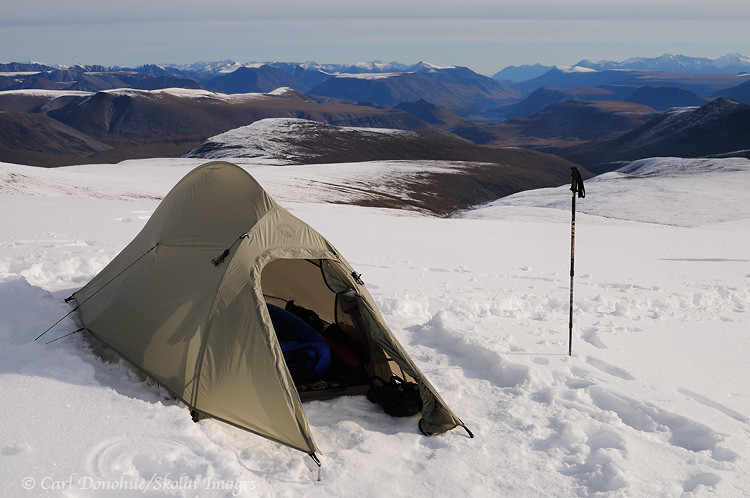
[4,0,750,27]
[3,1,749,73]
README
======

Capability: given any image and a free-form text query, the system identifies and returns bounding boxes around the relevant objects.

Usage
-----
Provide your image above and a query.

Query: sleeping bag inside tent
[71,161,467,458]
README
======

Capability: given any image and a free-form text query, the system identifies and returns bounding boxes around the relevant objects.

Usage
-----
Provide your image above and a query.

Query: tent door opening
[261,258,393,401]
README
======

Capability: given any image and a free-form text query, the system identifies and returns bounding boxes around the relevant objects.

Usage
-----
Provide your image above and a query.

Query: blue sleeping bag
[266,304,331,381]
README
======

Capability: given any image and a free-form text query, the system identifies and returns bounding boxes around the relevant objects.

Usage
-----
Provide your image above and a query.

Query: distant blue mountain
[511,67,749,96]
[708,79,750,105]
[492,64,554,82]
[491,54,750,85]
[308,64,520,118]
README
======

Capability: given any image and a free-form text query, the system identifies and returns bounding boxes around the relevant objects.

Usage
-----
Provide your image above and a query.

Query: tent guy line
[35,242,160,342]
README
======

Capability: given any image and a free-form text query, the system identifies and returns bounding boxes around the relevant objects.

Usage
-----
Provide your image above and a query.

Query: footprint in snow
[566,367,595,389]
[585,356,634,381]
[588,387,738,463]
[581,327,606,349]
[533,419,628,494]
[683,472,721,493]
[677,388,749,423]
[412,312,530,388]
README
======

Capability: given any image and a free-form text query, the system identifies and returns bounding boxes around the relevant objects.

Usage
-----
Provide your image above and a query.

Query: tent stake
[307,453,322,481]
[568,167,585,356]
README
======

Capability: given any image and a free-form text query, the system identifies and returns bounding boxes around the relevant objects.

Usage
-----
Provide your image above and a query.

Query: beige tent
[72,161,467,461]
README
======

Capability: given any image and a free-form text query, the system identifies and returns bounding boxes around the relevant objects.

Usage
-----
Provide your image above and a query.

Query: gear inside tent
[70,161,468,461]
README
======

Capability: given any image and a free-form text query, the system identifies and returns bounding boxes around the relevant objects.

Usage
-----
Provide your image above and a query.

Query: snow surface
[466,157,750,227]
[332,72,403,80]
[0,89,92,98]
[266,87,297,97]
[0,72,42,77]
[558,66,599,73]
[0,88,302,105]
[1,156,749,496]
[217,63,267,74]
[99,88,277,102]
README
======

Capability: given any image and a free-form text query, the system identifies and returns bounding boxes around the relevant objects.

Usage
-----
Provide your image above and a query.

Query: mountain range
[0,61,519,120]
[3,54,750,173]
[492,53,750,83]
[0,88,423,166]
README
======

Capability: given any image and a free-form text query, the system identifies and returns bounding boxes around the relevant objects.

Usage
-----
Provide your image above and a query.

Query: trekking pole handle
[570,167,585,198]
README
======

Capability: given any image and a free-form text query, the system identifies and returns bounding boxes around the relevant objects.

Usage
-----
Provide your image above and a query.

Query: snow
[218,62,246,73]
[467,157,750,227]
[100,88,221,99]
[559,66,599,73]
[0,89,92,98]
[96,87,296,103]
[0,72,42,77]
[409,61,457,71]
[330,61,457,79]
[333,72,402,80]
[266,87,296,96]
[1,156,749,496]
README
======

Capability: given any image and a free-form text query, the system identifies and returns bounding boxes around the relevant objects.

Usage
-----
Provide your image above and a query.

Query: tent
[71,161,467,462]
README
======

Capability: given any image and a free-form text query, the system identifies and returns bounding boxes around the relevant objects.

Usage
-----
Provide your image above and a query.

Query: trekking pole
[568,167,585,356]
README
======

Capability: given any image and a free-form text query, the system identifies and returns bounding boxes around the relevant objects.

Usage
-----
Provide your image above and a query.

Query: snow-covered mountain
[574,53,750,75]
[1,155,748,496]
[162,60,242,78]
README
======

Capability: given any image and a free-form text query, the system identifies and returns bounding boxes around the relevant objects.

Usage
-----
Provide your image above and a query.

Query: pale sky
[3,0,749,75]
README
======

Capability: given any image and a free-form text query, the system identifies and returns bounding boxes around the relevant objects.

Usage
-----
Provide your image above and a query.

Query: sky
[3,0,750,75]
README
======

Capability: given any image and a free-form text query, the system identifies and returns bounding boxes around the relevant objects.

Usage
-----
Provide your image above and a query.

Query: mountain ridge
[0,88,427,166]
[563,98,750,172]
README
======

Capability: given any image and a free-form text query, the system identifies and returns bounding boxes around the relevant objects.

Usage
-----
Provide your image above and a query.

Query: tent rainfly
[70,161,468,464]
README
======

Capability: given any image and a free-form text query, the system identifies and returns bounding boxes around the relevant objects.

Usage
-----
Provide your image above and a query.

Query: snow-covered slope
[1,157,748,496]
[467,157,750,227]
